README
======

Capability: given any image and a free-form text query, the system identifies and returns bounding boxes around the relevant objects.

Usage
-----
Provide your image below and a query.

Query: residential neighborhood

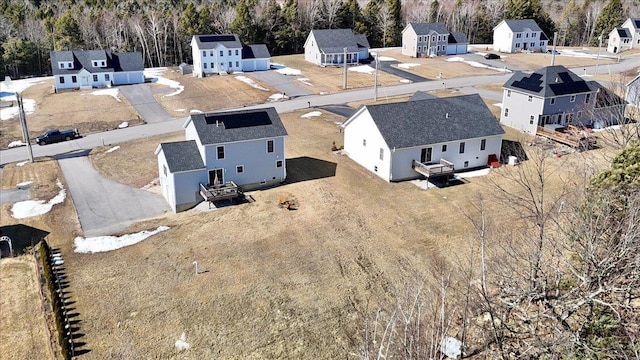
[1,0,640,359]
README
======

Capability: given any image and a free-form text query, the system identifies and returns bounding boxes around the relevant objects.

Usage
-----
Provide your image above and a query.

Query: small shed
[179,63,191,75]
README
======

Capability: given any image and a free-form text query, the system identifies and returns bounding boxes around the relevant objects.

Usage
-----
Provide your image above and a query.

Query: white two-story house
[402,22,467,57]
[493,19,548,53]
[607,18,640,53]
[50,50,144,92]
[500,65,625,134]
[156,108,288,212]
[191,34,244,77]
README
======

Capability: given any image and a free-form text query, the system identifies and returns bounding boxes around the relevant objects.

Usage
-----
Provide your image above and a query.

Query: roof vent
[555,77,559,83]
[445,112,449,118]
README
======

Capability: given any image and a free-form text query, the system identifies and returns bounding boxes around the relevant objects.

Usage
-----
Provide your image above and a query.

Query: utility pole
[17,93,34,163]
[595,32,603,75]
[374,50,379,101]
[343,47,348,90]
[551,32,558,66]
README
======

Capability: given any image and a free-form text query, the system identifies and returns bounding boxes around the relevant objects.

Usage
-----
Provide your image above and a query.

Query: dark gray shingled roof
[189,107,287,145]
[631,18,640,29]
[359,94,504,149]
[408,91,436,101]
[309,29,367,54]
[354,34,371,49]
[503,65,597,97]
[192,34,242,49]
[502,19,543,33]
[50,50,143,75]
[448,31,468,45]
[593,83,626,108]
[160,140,205,173]
[242,44,271,59]
[407,22,450,35]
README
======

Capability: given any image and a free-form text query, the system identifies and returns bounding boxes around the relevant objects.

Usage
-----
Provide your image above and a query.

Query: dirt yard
[149,68,276,117]
[0,256,54,360]
[0,104,608,358]
[268,54,406,94]
[0,80,142,148]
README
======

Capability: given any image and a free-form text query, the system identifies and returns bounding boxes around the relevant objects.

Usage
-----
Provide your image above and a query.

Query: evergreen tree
[363,0,382,47]
[471,1,493,44]
[231,0,257,43]
[275,0,305,53]
[197,6,213,35]
[259,0,282,53]
[591,0,624,46]
[385,0,402,47]
[336,0,365,33]
[429,0,440,23]
[559,0,586,46]
[504,0,556,42]
[54,11,83,50]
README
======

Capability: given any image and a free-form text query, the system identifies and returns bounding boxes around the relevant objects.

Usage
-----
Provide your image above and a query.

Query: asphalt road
[57,154,170,237]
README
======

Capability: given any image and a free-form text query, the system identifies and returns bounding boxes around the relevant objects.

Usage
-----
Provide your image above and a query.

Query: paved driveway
[378,61,429,82]
[58,153,170,237]
[119,83,173,123]
[246,70,311,98]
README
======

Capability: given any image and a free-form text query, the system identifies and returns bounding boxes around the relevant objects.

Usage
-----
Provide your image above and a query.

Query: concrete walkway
[57,153,170,237]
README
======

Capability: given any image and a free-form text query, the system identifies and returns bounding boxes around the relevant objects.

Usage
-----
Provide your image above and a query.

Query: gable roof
[188,107,287,145]
[50,50,144,75]
[242,44,271,59]
[448,31,468,45]
[499,19,544,33]
[626,18,640,30]
[592,83,627,108]
[626,73,640,87]
[192,34,242,49]
[350,94,504,149]
[159,140,205,173]
[354,34,371,49]
[615,27,632,38]
[307,29,368,54]
[503,65,597,97]
[406,22,450,35]
[408,91,436,101]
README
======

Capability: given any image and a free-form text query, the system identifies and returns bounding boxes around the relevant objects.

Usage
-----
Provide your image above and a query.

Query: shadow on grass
[284,157,337,184]
[501,140,529,162]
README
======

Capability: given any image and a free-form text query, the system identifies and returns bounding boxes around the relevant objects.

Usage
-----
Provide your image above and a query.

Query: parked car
[547,49,561,55]
[484,53,500,60]
[36,128,81,145]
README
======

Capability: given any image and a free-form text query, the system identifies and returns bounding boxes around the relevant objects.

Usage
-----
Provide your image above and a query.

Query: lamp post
[374,50,379,101]
[343,47,348,90]
[595,32,603,75]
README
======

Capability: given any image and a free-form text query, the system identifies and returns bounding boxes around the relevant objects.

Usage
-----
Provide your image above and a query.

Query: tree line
[1,0,638,78]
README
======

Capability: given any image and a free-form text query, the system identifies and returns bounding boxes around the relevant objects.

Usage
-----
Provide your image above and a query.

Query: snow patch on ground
[398,63,420,69]
[175,333,190,351]
[400,79,412,83]
[455,168,491,178]
[1,98,36,120]
[92,88,121,102]
[144,67,185,96]
[349,65,375,74]
[190,109,203,114]
[175,108,185,112]
[11,179,66,219]
[74,226,170,253]
[235,75,269,91]
[297,78,314,86]
[301,111,322,118]
[8,140,27,148]
[493,103,503,108]
[106,146,120,153]
[16,180,33,188]
[118,121,129,128]
[16,160,28,167]
[275,67,301,76]
[374,55,397,61]
[447,57,511,72]
[268,93,287,101]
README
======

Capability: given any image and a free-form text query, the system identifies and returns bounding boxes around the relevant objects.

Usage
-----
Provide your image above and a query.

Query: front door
[208,169,224,186]
[420,148,432,163]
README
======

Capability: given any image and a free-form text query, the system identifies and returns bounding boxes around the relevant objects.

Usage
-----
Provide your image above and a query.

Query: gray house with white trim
[50,50,144,92]
[156,108,287,212]
[304,29,370,66]
[402,22,467,57]
[500,65,625,134]
[342,94,504,182]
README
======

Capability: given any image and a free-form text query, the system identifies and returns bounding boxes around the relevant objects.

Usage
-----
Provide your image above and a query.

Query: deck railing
[412,159,455,177]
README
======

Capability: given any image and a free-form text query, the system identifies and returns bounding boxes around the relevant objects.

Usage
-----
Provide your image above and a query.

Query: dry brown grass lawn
[0,80,141,148]
[269,54,405,94]
[0,256,54,360]
[149,68,274,117]
[11,107,603,358]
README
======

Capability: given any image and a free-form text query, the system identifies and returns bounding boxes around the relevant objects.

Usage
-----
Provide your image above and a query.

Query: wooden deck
[412,159,455,178]
[536,125,597,149]
[200,181,242,203]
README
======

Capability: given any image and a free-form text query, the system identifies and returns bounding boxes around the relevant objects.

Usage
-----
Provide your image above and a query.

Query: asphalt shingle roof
[502,19,543,33]
[448,31,468,44]
[360,94,504,149]
[631,18,640,29]
[189,107,287,145]
[407,22,450,35]
[504,65,597,97]
[408,91,436,101]
[192,34,242,49]
[309,29,367,54]
[160,140,205,173]
[616,27,632,38]
[50,50,144,75]
[242,44,271,59]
